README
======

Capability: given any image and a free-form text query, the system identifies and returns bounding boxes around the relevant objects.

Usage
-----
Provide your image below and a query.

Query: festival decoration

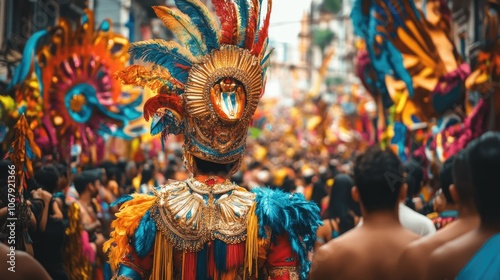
[351,0,469,161]
[2,9,145,163]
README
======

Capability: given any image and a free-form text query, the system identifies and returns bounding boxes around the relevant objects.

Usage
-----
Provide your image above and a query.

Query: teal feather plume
[235,0,250,47]
[174,0,221,51]
[152,5,207,57]
[134,210,157,257]
[253,187,322,280]
[129,40,195,84]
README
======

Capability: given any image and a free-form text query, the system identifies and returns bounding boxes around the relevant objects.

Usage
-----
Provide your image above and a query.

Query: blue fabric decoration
[253,187,322,280]
[174,0,220,51]
[117,264,142,280]
[432,84,461,114]
[391,122,407,162]
[129,42,192,84]
[214,239,227,272]
[197,244,208,280]
[134,210,157,258]
[8,30,48,90]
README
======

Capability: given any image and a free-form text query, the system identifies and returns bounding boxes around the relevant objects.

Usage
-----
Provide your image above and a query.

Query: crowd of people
[0,130,499,279]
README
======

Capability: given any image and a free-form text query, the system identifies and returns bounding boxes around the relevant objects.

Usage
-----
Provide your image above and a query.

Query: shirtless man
[428,132,500,279]
[73,170,105,254]
[0,242,51,280]
[396,149,479,280]
[310,146,419,280]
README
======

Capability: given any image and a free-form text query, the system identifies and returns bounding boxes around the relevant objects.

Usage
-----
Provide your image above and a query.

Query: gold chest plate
[150,178,256,252]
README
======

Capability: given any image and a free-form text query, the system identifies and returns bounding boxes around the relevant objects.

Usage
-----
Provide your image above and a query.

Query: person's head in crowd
[467,132,500,225]
[105,167,122,184]
[404,159,424,210]
[34,164,62,193]
[353,145,406,213]
[73,169,102,198]
[55,161,69,191]
[450,148,475,209]
[327,174,360,234]
[140,162,155,185]
[434,156,456,213]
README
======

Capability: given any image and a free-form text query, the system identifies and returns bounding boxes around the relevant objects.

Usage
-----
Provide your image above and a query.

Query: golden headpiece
[116,0,273,173]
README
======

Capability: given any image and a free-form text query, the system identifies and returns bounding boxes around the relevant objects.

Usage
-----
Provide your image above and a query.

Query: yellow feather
[104,194,157,272]
[152,6,207,56]
[115,64,185,93]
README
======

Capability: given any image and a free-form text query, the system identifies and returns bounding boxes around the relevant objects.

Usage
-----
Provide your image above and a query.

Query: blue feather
[134,210,157,257]
[150,112,184,136]
[111,195,134,207]
[174,0,220,51]
[129,41,193,84]
[253,187,322,280]
[235,0,249,47]
[8,30,48,90]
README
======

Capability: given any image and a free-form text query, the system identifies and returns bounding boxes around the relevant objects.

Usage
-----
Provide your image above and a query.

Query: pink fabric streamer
[80,230,96,264]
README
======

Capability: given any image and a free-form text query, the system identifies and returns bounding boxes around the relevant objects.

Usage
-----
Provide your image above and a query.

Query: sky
[268,0,313,49]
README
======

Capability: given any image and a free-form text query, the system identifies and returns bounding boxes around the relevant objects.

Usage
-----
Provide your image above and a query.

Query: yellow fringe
[64,202,93,280]
[152,233,173,280]
[244,202,259,279]
[104,194,157,271]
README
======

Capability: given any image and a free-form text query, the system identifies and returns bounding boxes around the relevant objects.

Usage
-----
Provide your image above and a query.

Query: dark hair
[194,156,236,175]
[34,164,61,193]
[439,156,455,204]
[452,149,474,205]
[106,167,122,183]
[403,159,424,210]
[73,170,101,195]
[467,132,500,224]
[353,145,403,212]
[327,174,359,234]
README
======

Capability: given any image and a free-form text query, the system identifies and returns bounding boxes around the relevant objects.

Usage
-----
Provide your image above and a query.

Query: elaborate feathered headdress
[116,0,273,173]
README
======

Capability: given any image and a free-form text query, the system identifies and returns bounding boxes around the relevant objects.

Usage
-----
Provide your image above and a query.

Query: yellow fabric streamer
[64,203,93,280]
[104,194,157,271]
[151,233,173,280]
[244,202,259,279]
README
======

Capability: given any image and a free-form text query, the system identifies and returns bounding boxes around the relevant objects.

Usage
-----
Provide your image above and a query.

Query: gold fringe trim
[244,202,259,279]
[152,233,173,280]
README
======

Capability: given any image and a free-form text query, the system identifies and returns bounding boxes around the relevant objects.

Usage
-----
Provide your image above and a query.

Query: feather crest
[134,210,157,257]
[143,94,185,122]
[104,193,157,272]
[253,187,322,280]
[129,39,195,84]
[174,0,221,51]
[212,0,238,45]
[115,65,185,93]
[252,0,272,56]
[235,0,249,47]
[152,5,207,57]
[245,0,259,50]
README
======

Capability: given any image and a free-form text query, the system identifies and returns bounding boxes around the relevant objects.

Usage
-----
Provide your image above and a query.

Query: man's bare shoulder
[427,233,478,280]
[310,231,359,279]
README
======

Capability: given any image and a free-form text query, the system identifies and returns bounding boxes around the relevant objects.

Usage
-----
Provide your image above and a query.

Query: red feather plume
[213,0,238,45]
[244,0,259,50]
[143,94,184,122]
[252,0,272,56]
